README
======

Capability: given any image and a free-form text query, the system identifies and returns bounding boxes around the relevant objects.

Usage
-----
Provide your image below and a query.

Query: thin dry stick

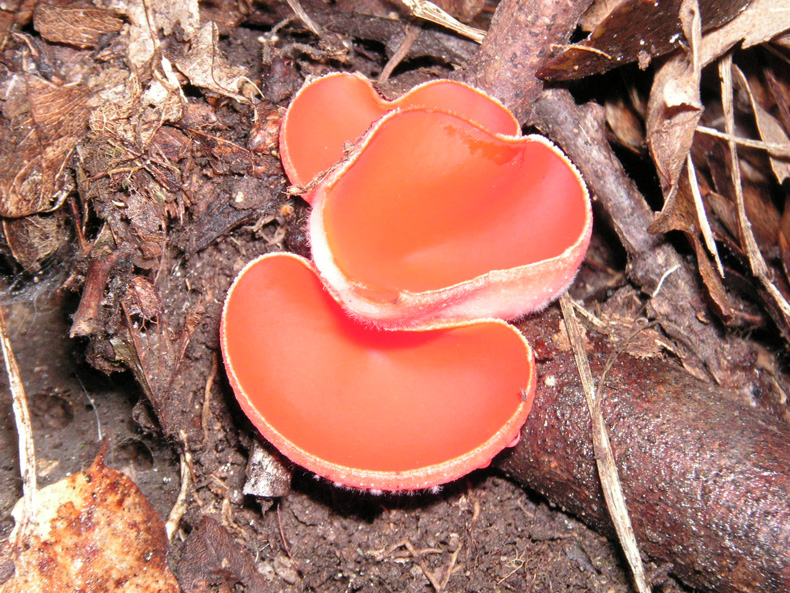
[166,430,193,541]
[379,22,421,83]
[695,125,790,157]
[401,0,485,43]
[558,294,650,593]
[284,0,326,39]
[0,300,37,543]
[687,155,724,277]
[720,55,790,321]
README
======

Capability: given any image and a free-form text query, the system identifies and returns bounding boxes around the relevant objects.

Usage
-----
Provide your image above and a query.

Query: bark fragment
[500,307,790,593]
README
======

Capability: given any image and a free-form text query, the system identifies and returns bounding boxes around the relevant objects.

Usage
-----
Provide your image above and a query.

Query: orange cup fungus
[221,73,590,491]
[221,253,535,491]
[309,109,591,329]
[279,72,520,194]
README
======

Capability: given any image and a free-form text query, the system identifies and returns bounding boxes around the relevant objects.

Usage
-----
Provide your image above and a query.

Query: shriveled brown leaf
[701,0,790,66]
[0,76,90,218]
[172,22,251,105]
[604,94,645,153]
[735,73,790,185]
[2,452,181,593]
[125,276,164,322]
[116,295,205,439]
[703,141,782,253]
[112,0,199,70]
[2,212,69,273]
[177,517,269,593]
[720,56,790,334]
[0,10,14,50]
[33,3,124,49]
[780,194,790,288]
[646,0,702,199]
[244,438,292,498]
[764,57,790,132]
[764,50,790,276]
[87,64,184,147]
[649,167,739,325]
[579,0,626,32]
[539,0,750,80]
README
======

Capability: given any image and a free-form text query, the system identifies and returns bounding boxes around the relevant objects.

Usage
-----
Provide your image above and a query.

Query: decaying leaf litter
[1,0,790,591]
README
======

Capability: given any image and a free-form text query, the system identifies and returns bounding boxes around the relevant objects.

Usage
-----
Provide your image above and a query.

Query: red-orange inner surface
[322,111,587,293]
[224,256,531,472]
[284,74,519,187]
[286,75,384,185]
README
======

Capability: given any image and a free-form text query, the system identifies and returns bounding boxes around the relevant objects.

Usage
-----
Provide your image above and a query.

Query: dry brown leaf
[764,57,790,132]
[108,0,200,70]
[2,213,70,273]
[646,0,702,199]
[701,0,790,66]
[579,0,626,32]
[244,438,293,498]
[33,3,124,49]
[0,76,90,218]
[87,63,184,147]
[780,193,790,287]
[173,22,252,104]
[0,10,14,51]
[751,103,790,184]
[704,141,782,252]
[177,517,270,593]
[720,55,790,329]
[733,70,790,185]
[649,167,737,324]
[539,0,750,80]
[605,95,645,153]
[2,452,181,593]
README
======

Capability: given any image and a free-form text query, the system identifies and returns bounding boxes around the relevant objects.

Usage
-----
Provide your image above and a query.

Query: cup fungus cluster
[221,73,591,491]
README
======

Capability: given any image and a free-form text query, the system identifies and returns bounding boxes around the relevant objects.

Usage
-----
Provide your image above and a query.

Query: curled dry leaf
[539,0,751,81]
[172,21,251,105]
[3,452,180,593]
[115,0,199,69]
[648,167,739,326]
[646,0,702,201]
[32,3,124,49]
[177,517,270,593]
[700,0,790,65]
[740,77,790,185]
[0,12,13,50]
[0,76,90,218]
[2,213,70,273]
